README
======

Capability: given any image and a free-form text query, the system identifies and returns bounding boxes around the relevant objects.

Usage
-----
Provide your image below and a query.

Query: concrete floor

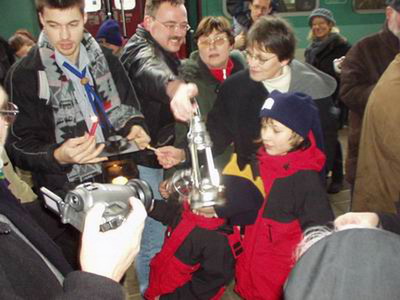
[123,127,351,299]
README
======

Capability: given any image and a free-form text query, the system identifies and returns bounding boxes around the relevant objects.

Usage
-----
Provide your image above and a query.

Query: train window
[353,0,386,11]
[275,0,317,13]
[85,0,101,12]
[114,0,136,10]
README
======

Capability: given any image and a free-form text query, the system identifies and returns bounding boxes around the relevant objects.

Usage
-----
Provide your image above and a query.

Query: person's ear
[143,15,153,31]
[83,12,88,25]
[39,13,45,28]
[280,59,290,67]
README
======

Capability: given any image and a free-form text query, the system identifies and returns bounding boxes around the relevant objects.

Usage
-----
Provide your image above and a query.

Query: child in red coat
[235,90,334,300]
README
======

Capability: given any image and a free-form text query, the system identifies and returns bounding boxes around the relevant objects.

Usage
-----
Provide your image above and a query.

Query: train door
[85,0,144,40]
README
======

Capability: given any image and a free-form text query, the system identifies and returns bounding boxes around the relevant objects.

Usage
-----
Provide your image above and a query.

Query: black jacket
[305,34,351,102]
[4,45,146,196]
[121,26,180,168]
[207,60,337,171]
[0,184,124,300]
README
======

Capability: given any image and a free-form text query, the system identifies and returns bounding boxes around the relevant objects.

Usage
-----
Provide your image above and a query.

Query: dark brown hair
[144,0,185,17]
[194,16,234,45]
[8,34,35,53]
[35,0,84,14]
[247,16,296,62]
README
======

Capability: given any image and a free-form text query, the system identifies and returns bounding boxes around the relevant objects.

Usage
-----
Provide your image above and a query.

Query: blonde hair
[307,24,340,41]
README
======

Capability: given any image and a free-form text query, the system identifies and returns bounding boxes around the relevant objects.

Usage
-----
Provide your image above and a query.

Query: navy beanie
[308,8,336,26]
[386,0,400,12]
[259,90,325,152]
[96,19,123,47]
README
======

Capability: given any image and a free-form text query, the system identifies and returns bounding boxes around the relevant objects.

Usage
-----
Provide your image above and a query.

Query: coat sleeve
[206,85,235,157]
[123,46,177,105]
[160,229,234,300]
[104,50,148,136]
[295,172,334,230]
[4,62,72,174]
[378,212,400,235]
[58,271,125,300]
[339,42,376,116]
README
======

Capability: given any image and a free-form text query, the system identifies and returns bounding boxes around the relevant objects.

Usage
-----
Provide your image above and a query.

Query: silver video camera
[40,179,153,232]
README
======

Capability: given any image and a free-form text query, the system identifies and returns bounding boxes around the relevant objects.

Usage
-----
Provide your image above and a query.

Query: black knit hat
[96,19,123,47]
[308,8,336,26]
[284,228,400,300]
[260,90,320,140]
[386,0,400,12]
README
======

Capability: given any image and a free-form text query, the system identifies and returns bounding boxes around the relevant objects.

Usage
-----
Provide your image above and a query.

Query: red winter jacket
[235,132,331,300]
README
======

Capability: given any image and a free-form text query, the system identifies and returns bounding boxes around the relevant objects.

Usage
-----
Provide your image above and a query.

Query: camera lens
[127,179,154,212]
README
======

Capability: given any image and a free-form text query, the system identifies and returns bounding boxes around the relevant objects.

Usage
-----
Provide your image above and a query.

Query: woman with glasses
[156,16,246,170]
[207,16,337,181]
[305,8,351,194]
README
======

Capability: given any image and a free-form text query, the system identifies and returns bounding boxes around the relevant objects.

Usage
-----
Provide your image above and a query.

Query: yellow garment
[1,151,36,203]
[223,153,266,198]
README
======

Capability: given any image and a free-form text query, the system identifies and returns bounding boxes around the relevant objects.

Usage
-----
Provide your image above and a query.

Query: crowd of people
[1,0,400,299]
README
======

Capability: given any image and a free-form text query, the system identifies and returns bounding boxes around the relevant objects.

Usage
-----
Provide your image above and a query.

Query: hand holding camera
[80,197,147,282]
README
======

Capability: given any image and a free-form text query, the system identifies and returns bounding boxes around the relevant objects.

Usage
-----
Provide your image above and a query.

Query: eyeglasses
[0,102,19,124]
[153,18,191,32]
[198,36,229,48]
[244,50,276,65]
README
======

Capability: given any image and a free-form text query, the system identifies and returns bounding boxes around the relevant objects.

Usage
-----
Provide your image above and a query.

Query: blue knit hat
[386,0,400,12]
[259,90,325,151]
[96,19,123,47]
[308,8,336,26]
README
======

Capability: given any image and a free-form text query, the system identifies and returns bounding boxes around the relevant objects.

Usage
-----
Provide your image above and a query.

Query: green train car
[198,0,386,54]
[0,0,386,58]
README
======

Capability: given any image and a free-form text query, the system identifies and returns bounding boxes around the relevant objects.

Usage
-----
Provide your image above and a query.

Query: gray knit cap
[386,0,400,12]
[308,8,336,26]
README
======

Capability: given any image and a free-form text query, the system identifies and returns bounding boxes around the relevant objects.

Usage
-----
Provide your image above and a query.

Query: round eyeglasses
[153,18,191,32]
[198,36,229,48]
[244,50,276,65]
[0,102,19,124]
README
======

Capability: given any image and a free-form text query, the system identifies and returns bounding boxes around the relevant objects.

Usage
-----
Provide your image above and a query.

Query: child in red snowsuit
[234,90,334,300]
[144,196,241,300]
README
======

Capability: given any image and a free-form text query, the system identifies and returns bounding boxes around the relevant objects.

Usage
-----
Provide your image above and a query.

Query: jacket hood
[289,59,337,100]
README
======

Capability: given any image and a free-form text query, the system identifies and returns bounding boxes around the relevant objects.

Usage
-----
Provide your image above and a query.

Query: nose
[60,25,71,40]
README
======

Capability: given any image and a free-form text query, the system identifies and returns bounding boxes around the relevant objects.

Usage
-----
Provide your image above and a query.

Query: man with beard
[340,0,400,211]
[120,0,197,294]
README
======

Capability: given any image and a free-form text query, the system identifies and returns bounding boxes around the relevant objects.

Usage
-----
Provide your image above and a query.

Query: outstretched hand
[334,212,380,230]
[170,82,198,122]
[155,146,185,169]
[126,125,151,150]
[54,133,107,165]
[80,197,147,282]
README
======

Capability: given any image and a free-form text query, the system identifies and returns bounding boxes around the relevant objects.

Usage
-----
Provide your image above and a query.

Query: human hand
[54,133,107,165]
[234,32,246,50]
[155,146,185,169]
[126,125,151,150]
[159,179,170,199]
[193,206,217,218]
[334,212,380,230]
[80,197,147,282]
[333,56,346,74]
[170,82,198,122]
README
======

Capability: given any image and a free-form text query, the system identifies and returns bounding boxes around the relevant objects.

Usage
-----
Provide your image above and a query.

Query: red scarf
[209,58,234,82]
[257,132,325,189]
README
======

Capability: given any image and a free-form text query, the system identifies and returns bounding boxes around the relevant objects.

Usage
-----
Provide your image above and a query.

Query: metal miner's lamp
[185,100,225,209]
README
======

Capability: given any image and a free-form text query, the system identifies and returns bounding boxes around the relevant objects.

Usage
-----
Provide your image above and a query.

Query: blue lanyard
[62,61,114,130]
